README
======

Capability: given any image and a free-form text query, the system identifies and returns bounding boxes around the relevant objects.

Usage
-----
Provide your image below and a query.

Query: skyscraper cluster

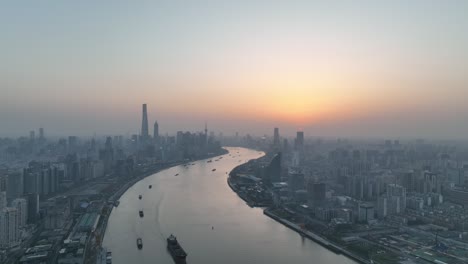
[140,103,159,145]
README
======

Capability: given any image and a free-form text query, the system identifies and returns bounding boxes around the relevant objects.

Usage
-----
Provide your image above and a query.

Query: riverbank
[108,148,228,203]
[226,153,367,264]
[100,148,228,241]
[104,147,357,264]
[263,208,370,264]
[227,177,254,207]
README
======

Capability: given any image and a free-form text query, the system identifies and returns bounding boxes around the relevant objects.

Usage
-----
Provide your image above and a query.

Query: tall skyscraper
[377,196,388,219]
[273,127,280,146]
[0,176,6,192]
[204,122,208,146]
[265,152,281,184]
[176,131,184,146]
[153,121,159,143]
[39,127,44,140]
[141,104,149,140]
[100,137,114,174]
[400,170,416,192]
[288,169,304,193]
[295,131,304,150]
[23,169,38,194]
[11,198,27,227]
[26,193,39,224]
[0,191,6,211]
[0,207,19,248]
[307,182,326,207]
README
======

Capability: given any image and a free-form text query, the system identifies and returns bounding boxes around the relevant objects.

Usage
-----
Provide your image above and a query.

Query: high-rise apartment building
[26,193,39,224]
[6,172,23,200]
[0,192,6,211]
[0,175,6,192]
[377,184,407,218]
[307,182,326,207]
[11,198,27,227]
[0,207,19,248]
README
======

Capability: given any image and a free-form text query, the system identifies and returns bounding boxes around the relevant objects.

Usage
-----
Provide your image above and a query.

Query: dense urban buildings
[3,2,468,264]
[3,119,468,263]
[0,104,225,264]
[226,130,468,264]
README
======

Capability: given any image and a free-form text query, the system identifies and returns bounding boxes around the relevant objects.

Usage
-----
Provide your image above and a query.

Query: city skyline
[3,100,468,142]
[3,2,468,263]
[2,1,468,138]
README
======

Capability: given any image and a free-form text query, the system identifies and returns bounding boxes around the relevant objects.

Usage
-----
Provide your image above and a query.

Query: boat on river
[167,234,187,263]
[137,238,143,249]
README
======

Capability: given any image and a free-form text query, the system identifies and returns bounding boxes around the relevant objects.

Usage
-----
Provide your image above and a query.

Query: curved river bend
[103,147,357,264]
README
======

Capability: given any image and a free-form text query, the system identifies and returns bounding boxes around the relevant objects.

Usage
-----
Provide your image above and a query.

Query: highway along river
[103,147,357,264]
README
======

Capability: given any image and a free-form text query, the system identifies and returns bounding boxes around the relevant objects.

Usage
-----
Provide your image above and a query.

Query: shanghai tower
[141,103,149,140]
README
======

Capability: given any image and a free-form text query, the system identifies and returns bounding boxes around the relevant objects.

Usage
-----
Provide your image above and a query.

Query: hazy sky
[2,1,468,138]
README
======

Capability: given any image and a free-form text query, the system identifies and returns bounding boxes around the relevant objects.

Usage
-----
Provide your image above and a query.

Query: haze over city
[4,2,468,264]
[2,1,468,138]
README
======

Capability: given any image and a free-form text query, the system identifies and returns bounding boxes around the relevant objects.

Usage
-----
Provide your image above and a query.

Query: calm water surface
[103,147,357,264]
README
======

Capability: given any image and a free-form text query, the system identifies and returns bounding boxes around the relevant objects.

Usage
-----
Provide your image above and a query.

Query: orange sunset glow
[1,1,468,138]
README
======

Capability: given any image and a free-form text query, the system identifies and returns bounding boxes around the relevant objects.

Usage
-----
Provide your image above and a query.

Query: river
[103,147,357,264]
